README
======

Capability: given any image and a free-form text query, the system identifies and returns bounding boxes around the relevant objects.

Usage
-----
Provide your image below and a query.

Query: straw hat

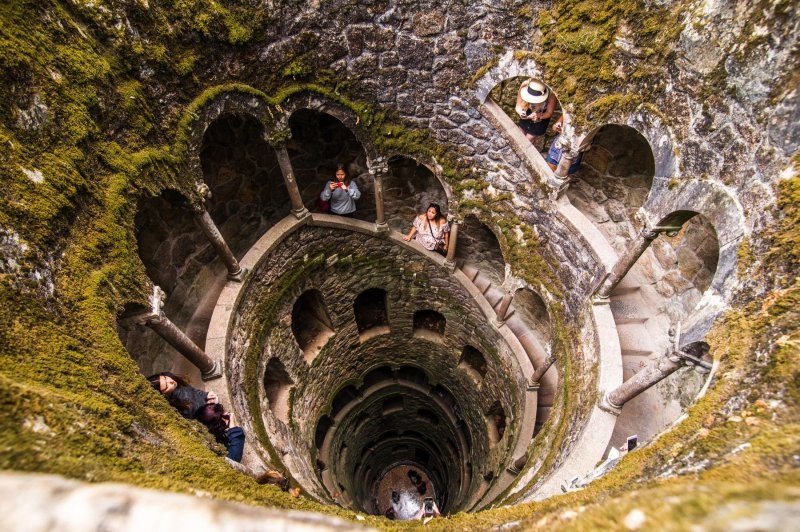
[521,79,549,104]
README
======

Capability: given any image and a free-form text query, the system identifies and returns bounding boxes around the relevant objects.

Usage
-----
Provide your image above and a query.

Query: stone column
[369,157,389,232]
[273,138,309,219]
[600,348,710,414]
[594,227,661,300]
[530,352,556,384]
[142,286,222,381]
[192,184,244,282]
[554,152,576,179]
[443,220,459,271]
[492,292,514,327]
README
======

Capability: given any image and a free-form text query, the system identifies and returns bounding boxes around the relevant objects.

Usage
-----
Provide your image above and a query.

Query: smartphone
[423,497,434,516]
[626,435,638,452]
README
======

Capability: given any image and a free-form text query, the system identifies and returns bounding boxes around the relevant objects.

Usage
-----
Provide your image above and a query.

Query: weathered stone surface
[0,473,364,531]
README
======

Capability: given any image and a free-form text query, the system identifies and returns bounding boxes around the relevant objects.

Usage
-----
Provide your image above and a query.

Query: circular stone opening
[227,223,535,514]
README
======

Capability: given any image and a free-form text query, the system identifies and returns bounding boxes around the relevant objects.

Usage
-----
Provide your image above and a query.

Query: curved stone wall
[225,221,539,512]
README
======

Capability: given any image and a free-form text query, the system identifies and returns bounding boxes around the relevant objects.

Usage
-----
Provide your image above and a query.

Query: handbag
[428,219,446,255]
[317,183,331,213]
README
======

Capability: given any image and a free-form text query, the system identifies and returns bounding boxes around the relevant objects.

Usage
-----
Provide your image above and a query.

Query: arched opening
[417,409,440,426]
[489,76,564,152]
[315,415,333,450]
[384,156,448,233]
[200,113,289,253]
[512,288,551,346]
[654,213,720,314]
[264,357,294,424]
[287,109,372,220]
[458,345,488,383]
[412,309,446,340]
[133,189,218,381]
[485,401,507,445]
[135,189,210,298]
[382,396,404,415]
[362,366,395,389]
[396,366,430,387]
[510,287,555,433]
[331,384,360,418]
[291,289,335,363]
[456,215,506,286]
[567,124,656,250]
[354,288,390,341]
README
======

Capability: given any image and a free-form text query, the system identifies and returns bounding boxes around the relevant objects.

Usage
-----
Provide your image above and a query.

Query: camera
[423,497,434,516]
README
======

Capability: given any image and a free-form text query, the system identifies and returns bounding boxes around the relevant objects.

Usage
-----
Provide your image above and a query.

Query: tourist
[544,116,583,175]
[194,403,292,488]
[319,163,361,217]
[196,403,246,463]
[413,497,441,520]
[148,371,218,419]
[515,78,556,144]
[403,203,450,256]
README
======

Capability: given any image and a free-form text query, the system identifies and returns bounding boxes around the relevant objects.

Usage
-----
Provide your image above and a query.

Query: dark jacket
[169,385,208,419]
[225,427,245,462]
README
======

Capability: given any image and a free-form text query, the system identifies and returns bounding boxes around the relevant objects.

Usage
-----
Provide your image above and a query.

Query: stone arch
[383,155,449,233]
[200,112,289,253]
[361,366,395,389]
[474,50,546,105]
[641,179,745,342]
[413,309,446,339]
[396,366,430,388]
[134,188,208,298]
[315,414,333,450]
[291,289,335,363]
[382,396,404,415]
[458,345,488,382]
[182,88,272,177]
[264,357,294,424]
[485,401,507,446]
[511,287,551,347]
[628,106,677,179]
[653,211,721,314]
[286,108,373,221]
[567,123,656,249]
[417,408,440,426]
[456,214,506,285]
[353,287,390,341]
[133,189,222,380]
[488,75,565,128]
[331,384,361,418]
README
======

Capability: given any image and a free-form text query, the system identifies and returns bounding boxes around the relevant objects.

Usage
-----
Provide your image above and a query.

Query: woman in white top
[403,203,450,255]
[515,78,556,142]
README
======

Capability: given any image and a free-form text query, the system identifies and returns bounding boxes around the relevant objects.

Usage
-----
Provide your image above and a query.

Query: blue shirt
[545,135,583,175]
[320,180,361,214]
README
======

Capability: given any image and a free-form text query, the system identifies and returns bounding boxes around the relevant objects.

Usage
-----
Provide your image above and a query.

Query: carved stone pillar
[530,352,556,383]
[192,184,244,282]
[594,227,661,300]
[443,220,459,271]
[554,152,576,179]
[600,347,710,414]
[492,292,514,327]
[369,157,389,232]
[141,286,222,381]
[273,138,309,219]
